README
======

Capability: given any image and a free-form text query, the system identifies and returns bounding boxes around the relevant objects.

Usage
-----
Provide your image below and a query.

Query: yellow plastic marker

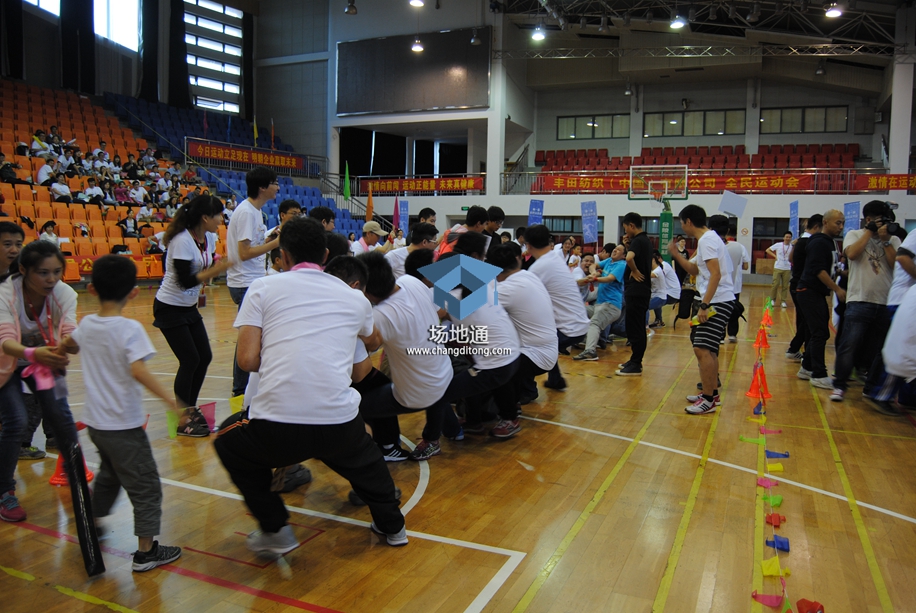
[166,410,179,439]
[767,463,785,472]
[761,557,790,577]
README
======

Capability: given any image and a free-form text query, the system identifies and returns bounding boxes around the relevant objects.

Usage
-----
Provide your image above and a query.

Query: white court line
[68,369,234,380]
[521,415,916,526]
[397,435,429,517]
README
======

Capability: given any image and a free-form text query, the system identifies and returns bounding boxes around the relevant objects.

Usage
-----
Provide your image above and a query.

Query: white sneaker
[370,522,408,546]
[686,393,721,406]
[246,525,299,558]
[685,396,717,415]
[810,377,833,389]
[728,335,738,343]
[785,351,803,362]
[797,367,812,380]
[829,388,845,402]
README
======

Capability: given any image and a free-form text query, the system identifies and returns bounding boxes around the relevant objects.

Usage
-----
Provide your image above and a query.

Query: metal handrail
[321,173,393,233]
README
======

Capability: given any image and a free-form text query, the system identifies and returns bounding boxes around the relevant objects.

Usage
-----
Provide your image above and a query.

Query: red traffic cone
[746,362,773,399]
[763,310,773,327]
[49,453,94,486]
[753,327,770,349]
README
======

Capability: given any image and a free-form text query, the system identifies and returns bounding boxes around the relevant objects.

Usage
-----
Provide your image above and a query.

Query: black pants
[359,383,449,443]
[214,415,404,535]
[352,368,400,446]
[787,288,808,354]
[797,289,830,379]
[727,292,742,337]
[154,301,212,408]
[442,357,521,434]
[624,292,651,366]
[546,329,585,386]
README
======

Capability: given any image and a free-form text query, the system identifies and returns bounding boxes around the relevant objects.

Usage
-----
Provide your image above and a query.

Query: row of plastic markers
[743,297,824,613]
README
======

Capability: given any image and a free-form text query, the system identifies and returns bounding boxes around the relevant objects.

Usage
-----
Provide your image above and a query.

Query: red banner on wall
[853,174,916,191]
[541,174,814,193]
[359,177,484,193]
[187,141,304,170]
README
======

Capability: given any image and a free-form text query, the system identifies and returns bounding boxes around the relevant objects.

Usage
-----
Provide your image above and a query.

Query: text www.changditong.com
[406,346,512,357]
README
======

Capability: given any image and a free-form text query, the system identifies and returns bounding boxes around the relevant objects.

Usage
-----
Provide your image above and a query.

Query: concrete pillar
[485,15,506,197]
[628,85,643,157]
[889,6,915,185]
[745,78,761,156]
[406,137,415,176]
[329,127,340,176]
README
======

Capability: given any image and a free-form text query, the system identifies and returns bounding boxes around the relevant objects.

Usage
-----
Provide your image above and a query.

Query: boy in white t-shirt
[61,256,181,572]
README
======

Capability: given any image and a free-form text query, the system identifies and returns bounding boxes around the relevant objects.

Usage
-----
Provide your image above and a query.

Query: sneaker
[370,522,408,547]
[573,350,599,361]
[648,320,665,328]
[810,376,833,389]
[0,491,26,522]
[573,342,585,349]
[246,525,299,559]
[558,346,570,356]
[188,407,208,425]
[785,351,803,362]
[381,445,411,462]
[781,302,787,308]
[863,395,902,417]
[490,419,521,438]
[18,446,46,460]
[685,396,717,415]
[45,437,57,450]
[797,367,812,380]
[686,393,721,406]
[696,377,722,390]
[280,464,312,493]
[131,541,182,572]
[829,388,845,402]
[409,439,441,461]
[543,377,568,390]
[616,362,642,376]
[462,422,487,435]
[349,486,402,506]
[728,335,738,343]
[177,420,210,437]
[597,340,608,350]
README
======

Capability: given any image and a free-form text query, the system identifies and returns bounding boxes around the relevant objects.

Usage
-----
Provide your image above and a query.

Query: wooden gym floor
[2,284,915,613]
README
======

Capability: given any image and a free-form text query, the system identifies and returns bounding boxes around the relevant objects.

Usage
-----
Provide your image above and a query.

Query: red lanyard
[27,298,55,347]
[191,231,210,270]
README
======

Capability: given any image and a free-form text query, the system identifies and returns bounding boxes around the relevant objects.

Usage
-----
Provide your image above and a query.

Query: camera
[865,217,899,235]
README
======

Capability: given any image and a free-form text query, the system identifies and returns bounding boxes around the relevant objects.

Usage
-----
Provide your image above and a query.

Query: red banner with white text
[187,141,304,171]
[359,177,484,193]
[853,174,916,191]
[540,174,814,193]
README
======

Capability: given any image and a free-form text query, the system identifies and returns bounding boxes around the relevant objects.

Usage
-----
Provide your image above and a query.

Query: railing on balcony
[501,168,897,196]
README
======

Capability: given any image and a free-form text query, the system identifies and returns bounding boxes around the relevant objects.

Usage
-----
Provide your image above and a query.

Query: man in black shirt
[786,215,822,360]
[617,212,653,376]
[483,206,506,262]
[796,210,845,388]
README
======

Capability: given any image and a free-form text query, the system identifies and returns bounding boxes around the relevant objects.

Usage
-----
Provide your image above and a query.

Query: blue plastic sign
[789,201,799,239]
[581,201,598,244]
[844,201,860,236]
[398,199,410,234]
[528,199,544,226]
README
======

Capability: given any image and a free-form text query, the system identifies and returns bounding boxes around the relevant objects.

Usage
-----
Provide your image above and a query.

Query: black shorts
[689,300,736,354]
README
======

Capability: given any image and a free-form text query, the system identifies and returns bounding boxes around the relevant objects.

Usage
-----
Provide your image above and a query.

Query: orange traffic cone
[762,310,773,327]
[754,327,770,349]
[49,453,94,487]
[746,362,773,399]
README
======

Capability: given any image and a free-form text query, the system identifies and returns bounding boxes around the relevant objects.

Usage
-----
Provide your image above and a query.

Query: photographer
[829,200,901,403]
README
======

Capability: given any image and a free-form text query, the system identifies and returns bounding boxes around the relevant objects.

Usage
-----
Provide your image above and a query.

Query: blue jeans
[229,286,250,397]
[0,369,78,493]
[648,296,667,324]
[833,301,891,391]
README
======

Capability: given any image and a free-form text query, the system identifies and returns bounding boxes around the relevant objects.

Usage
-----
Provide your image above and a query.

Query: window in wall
[760,106,847,133]
[544,217,605,235]
[94,0,139,51]
[23,0,60,15]
[185,0,244,115]
[557,114,630,140]
[644,109,746,138]
[804,107,826,132]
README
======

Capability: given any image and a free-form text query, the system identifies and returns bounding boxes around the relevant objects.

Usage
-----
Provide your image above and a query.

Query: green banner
[659,210,674,263]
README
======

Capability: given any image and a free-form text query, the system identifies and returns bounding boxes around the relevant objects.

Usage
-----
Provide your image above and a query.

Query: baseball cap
[363,221,388,236]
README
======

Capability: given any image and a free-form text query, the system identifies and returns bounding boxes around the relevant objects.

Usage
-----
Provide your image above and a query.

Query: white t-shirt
[886,230,916,306]
[661,261,681,300]
[843,229,900,305]
[129,187,148,204]
[530,252,590,337]
[650,266,668,301]
[236,269,374,424]
[770,241,792,271]
[227,199,268,288]
[385,246,410,279]
[496,270,558,371]
[83,186,103,198]
[38,164,56,184]
[373,275,452,408]
[51,182,70,198]
[156,230,214,307]
[571,266,589,300]
[71,315,156,431]
[695,230,736,304]
[884,284,916,380]
[726,240,749,294]
[450,284,520,371]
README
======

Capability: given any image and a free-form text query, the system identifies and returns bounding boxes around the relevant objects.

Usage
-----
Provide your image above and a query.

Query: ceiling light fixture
[623,11,632,26]
[800,0,808,12]
[598,16,609,33]
[580,16,587,29]
[646,9,654,23]
[412,37,424,51]
[708,4,718,20]
[624,82,633,96]
[815,61,826,75]
[728,3,736,18]
[532,19,546,40]
[670,10,687,28]
[470,28,481,45]
[688,6,697,21]
[410,0,424,6]
[344,0,357,15]
[825,2,842,17]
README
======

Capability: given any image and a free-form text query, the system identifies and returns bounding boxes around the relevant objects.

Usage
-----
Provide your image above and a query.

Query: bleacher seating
[534,142,861,171]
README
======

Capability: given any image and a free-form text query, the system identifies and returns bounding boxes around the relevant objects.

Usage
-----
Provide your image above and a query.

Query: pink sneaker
[0,490,26,522]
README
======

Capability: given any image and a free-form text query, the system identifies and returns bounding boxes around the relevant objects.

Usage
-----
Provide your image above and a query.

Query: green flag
[343,162,351,201]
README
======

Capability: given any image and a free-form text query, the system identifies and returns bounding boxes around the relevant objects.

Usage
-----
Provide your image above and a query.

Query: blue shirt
[597,260,626,307]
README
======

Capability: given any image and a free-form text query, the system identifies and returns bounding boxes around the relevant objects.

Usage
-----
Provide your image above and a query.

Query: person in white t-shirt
[767,232,793,307]
[668,205,736,415]
[153,196,232,437]
[64,255,182,572]
[526,225,590,391]
[226,167,280,397]
[213,217,407,555]
[82,177,104,205]
[722,226,750,342]
[647,252,669,327]
[129,180,150,205]
[356,251,454,461]
[384,222,438,279]
[350,220,390,256]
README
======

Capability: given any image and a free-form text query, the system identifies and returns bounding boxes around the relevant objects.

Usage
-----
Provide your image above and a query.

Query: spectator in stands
[94,154,114,182]
[348,232,356,244]
[57,148,76,177]
[166,162,181,179]
[137,204,153,223]
[99,179,117,207]
[82,177,104,205]
[308,205,335,231]
[81,153,96,177]
[92,141,109,163]
[164,197,178,221]
[129,180,151,205]
[351,221,390,256]
[0,153,32,186]
[182,163,201,185]
[0,222,24,280]
[109,155,122,181]
[30,130,53,160]
[71,151,88,177]
[35,157,57,187]
[118,209,140,238]
[48,135,63,158]
[39,222,59,247]
[122,154,141,181]
[156,174,170,192]
[49,125,75,148]
[141,149,158,174]
[50,173,72,203]
[267,200,302,241]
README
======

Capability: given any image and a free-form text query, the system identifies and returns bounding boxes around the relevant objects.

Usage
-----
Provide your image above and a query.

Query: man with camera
[830,200,901,402]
